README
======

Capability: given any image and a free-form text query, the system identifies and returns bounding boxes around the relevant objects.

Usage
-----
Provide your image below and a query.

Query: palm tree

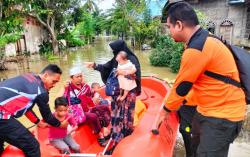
[82,0,99,13]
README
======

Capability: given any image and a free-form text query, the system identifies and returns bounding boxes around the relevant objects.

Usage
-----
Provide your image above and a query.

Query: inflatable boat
[2,76,179,157]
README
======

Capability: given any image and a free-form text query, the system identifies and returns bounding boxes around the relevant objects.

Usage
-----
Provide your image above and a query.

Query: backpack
[105,69,120,96]
[205,36,250,104]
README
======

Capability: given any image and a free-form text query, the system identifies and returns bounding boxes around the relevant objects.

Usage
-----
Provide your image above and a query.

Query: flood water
[0,37,249,156]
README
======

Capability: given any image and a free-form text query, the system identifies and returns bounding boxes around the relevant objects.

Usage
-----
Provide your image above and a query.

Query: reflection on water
[0,37,249,156]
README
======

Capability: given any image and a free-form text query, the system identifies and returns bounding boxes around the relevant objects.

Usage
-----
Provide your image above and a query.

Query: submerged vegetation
[149,35,184,73]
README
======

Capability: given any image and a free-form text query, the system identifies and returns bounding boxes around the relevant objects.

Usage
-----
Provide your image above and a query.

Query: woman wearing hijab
[87,40,141,154]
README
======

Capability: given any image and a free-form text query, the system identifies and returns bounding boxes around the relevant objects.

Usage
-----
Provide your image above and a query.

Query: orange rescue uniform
[164,28,246,122]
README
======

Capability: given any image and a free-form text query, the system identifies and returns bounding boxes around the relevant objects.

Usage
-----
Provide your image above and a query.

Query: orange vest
[165,28,246,122]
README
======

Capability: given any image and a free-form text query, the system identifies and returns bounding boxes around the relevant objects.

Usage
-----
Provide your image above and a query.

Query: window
[207,21,216,34]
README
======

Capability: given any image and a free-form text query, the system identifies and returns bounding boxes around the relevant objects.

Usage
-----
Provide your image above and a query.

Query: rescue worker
[0,64,68,157]
[160,2,246,157]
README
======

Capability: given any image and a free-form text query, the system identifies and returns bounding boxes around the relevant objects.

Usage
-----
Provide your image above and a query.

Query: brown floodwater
[0,37,249,156]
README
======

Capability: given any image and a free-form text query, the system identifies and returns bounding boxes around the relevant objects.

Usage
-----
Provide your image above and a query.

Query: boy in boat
[160,2,245,157]
[49,97,80,154]
[0,64,68,157]
[91,82,110,106]
[60,67,111,147]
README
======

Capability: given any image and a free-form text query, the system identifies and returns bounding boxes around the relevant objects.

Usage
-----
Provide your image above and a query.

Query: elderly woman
[60,67,111,147]
[87,40,141,154]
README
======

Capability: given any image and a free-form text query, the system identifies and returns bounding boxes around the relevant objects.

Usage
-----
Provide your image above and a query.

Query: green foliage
[132,8,161,48]
[59,29,85,47]
[149,9,207,73]
[0,34,21,48]
[67,37,85,47]
[149,35,184,73]
[0,0,24,51]
[38,41,59,60]
[195,9,207,28]
[77,12,95,44]
[39,41,52,54]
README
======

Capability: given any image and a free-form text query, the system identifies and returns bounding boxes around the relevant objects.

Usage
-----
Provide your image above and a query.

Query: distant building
[186,0,250,47]
[5,16,48,57]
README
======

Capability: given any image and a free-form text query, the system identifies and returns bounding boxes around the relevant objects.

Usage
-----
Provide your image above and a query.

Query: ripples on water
[0,37,249,156]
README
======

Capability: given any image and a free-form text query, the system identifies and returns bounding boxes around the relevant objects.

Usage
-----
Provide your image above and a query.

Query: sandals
[104,134,111,141]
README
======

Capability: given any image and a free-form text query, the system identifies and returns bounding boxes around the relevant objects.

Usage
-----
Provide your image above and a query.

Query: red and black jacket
[0,73,60,127]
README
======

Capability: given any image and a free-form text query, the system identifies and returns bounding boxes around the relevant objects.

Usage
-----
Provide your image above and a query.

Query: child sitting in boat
[116,51,137,101]
[91,82,111,106]
[49,97,80,154]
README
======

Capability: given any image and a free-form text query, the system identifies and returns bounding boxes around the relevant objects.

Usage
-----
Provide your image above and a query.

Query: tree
[26,0,80,54]
[82,0,99,13]
[106,0,146,40]
[77,12,95,44]
[0,0,25,69]
[131,7,161,49]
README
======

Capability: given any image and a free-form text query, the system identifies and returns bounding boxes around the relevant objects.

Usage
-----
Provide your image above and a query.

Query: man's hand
[64,80,71,88]
[156,110,169,129]
[37,121,49,128]
[152,109,169,135]
[158,109,169,126]
[85,62,95,69]
[60,118,69,129]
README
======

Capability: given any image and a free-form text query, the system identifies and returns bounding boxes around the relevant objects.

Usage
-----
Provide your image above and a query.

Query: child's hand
[68,125,78,134]
[116,69,126,76]
[72,126,78,131]
[64,80,71,88]
[60,118,69,129]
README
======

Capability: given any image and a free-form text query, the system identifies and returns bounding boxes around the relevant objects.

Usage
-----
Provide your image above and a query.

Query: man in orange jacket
[160,2,246,157]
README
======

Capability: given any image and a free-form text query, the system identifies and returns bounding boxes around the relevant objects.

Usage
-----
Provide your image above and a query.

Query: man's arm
[164,48,210,111]
[35,93,61,127]
[25,110,40,124]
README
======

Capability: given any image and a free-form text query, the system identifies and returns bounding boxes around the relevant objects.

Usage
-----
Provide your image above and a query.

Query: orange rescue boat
[2,76,179,157]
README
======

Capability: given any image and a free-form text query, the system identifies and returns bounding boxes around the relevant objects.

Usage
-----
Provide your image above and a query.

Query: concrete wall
[189,0,249,46]
[4,43,16,57]
[23,17,48,54]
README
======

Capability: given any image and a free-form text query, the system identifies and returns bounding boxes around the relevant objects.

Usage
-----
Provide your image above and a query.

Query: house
[4,16,48,57]
[185,0,250,47]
